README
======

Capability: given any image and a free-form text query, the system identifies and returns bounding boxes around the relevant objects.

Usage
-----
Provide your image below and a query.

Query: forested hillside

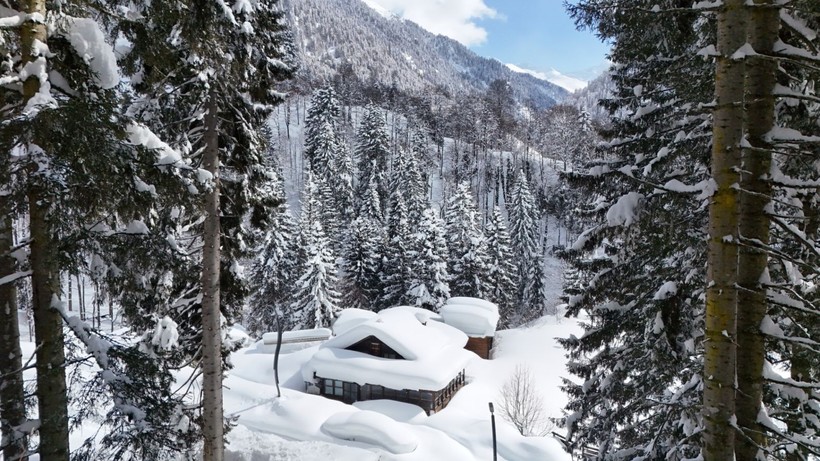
[282,0,568,108]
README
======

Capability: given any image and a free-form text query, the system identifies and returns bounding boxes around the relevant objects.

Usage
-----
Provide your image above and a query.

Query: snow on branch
[780,9,817,43]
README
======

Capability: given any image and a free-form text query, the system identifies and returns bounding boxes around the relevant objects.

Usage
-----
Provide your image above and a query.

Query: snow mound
[321,411,418,454]
[353,399,428,423]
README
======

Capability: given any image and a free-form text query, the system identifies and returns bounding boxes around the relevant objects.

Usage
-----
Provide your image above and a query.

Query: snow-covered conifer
[407,208,451,311]
[445,182,490,298]
[484,206,517,328]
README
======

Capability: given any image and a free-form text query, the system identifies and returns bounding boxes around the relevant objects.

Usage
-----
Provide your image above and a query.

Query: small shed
[302,307,472,414]
[439,297,499,359]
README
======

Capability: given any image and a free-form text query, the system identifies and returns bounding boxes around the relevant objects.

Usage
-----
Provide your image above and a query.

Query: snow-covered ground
[222,311,583,460]
[13,306,581,460]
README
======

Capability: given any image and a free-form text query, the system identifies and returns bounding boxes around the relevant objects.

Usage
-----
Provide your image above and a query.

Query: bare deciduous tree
[498,364,552,437]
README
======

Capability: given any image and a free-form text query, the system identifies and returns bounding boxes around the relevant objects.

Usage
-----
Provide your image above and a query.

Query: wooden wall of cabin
[465,336,493,359]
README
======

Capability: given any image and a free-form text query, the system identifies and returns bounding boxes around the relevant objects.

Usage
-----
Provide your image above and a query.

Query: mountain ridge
[282,0,569,108]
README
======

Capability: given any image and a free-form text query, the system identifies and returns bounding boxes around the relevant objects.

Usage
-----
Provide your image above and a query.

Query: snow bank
[321,411,418,454]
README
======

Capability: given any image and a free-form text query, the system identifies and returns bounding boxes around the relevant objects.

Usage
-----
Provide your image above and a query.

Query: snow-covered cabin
[439,297,499,359]
[302,307,472,414]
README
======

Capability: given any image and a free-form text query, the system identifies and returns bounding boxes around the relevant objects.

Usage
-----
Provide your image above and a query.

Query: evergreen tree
[407,208,451,311]
[380,195,414,309]
[120,0,296,457]
[445,182,490,298]
[557,2,712,458]
[340,215,384,312]
[484,206,517,328]
[508,171,543,321]
[248,201,299,336]
[355,105,391,208]
[304,86,342,178]
[291,173,341,329]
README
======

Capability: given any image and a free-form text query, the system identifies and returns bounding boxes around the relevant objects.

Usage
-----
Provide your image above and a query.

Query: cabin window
[369,342,381,356]
[343,382,358,402]
[324,379,343,397]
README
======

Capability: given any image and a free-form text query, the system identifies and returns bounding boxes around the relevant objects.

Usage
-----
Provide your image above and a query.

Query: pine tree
[340,216,384,312]
[508,171,543,321]
[304,86,342,178]
[484,206,517,328]
[559,2,712,458]
[445,182,490,298]
[407,208,451,311]
[120,0,296,458]
[248,198,299,336]
[381,195,414,309]
[291,178,341,328]
[355,105,391,208]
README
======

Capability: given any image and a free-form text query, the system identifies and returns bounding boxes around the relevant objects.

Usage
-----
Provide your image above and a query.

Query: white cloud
[505,63,589,93]
[362,0,498,46]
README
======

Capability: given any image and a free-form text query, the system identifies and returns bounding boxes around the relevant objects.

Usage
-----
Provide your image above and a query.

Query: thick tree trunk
[736,2,778,460]
[20,0,70,459]
[201,90,224,461]
[28,192,69,461]
[703,1,746,459]
[0,205,28,461]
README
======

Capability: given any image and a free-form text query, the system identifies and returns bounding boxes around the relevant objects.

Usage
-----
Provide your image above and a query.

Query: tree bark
[0,203,28,461]
[703,1,746,459]
[20,0,70,458]
[201,89,224,461]
[736,2,778,460]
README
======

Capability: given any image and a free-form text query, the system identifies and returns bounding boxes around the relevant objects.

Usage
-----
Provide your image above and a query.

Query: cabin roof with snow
[303,307,472,391]
[439,297,499,338]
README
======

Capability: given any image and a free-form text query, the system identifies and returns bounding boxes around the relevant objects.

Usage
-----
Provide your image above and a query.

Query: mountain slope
[283,0,569,108]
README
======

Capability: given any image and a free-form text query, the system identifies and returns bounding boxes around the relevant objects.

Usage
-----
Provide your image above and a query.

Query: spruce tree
[508,171,543,321]
[407,208,451,311]
[485,206,517,328]
[340,215,384,312]
[291,176,341,328]
[248,188,299,336]
[355,105,391,208]
[559,2,712,458]
[445,182,490,298]
[381,195,414,309]
[119,0,295,458]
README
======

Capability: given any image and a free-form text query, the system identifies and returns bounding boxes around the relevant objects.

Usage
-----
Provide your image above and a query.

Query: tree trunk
[28,191,69,461]
[703,1,746,459]
[20,0,70,458]
[0,205,28,461]
[201,89,224,461]
[736,3,778,460]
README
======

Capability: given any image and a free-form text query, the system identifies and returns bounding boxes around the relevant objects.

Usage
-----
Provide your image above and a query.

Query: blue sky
[362,0,611,84]
[471,1,610,80]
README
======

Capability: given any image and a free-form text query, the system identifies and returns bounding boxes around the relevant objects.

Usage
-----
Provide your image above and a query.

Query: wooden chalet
[302,307,473,414]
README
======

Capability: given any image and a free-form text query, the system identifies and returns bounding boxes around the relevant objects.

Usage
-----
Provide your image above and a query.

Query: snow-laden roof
[302,307,472,391]
[439,297,500,337]
[332,308,377,336]
[262,328,332,345]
